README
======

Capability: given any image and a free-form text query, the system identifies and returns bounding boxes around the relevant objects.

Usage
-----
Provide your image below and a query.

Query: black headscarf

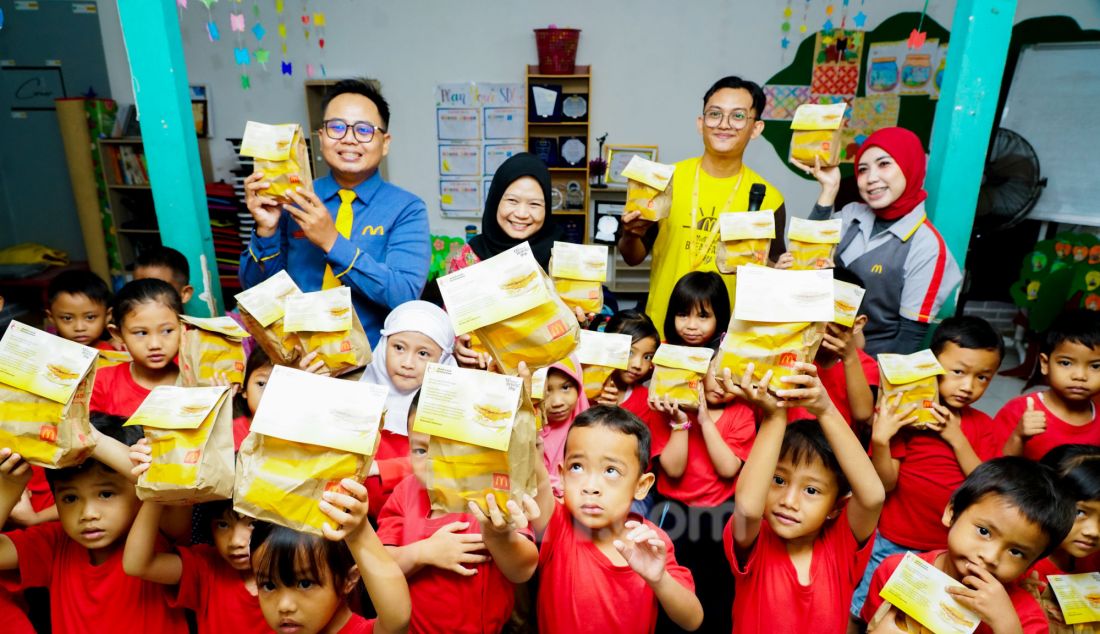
[468,152,560,269]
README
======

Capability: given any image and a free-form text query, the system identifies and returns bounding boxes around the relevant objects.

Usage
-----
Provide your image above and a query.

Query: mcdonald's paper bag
[179,315,248,387]
[833,279,867,328]
[716,210,776,274]
[717,319,826,392]
[240,121,313,204]
[574,330,632,399]
[0,321,98,468]
[622,156,675,221]
[282,286,371,376]
[438,242,579,374]
[125,385,234,504]
[412,364,537,518]
[235,366,386,535]
[235,271,304,366]
[878,350,945,429]
[788,217,843,270]
[789,102,847,167]
[550,242,607,315]
[651,344,714,408]
[96,348,131,369]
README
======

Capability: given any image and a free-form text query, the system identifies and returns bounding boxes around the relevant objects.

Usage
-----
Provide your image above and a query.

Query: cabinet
[97,138,157,270]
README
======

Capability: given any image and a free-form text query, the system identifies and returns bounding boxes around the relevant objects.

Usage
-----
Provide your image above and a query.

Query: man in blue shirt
[240,79,430,345]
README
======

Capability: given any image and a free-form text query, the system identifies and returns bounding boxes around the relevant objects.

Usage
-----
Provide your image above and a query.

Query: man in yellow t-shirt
[618,76,786,339]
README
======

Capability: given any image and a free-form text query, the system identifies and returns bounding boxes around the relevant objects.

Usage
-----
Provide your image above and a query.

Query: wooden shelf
[527,64,590,79]
[109,184,152,190]
[119,228,159,235]
[528,121,589,127]
[549,167,586,172]
[100,137,144,144]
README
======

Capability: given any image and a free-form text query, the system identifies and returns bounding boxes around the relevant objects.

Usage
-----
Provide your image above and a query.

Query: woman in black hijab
[447,152,560,272]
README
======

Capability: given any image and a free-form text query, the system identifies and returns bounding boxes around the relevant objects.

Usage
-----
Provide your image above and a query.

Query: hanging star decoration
[255,48,270,67]
[823,19,834,32]
[852,11,866,27]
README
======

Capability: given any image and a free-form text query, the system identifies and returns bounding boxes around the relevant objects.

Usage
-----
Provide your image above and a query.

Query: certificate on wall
[439,144,481,176]
[440,180,481,213]
[484,143,525,176]
[436,108,480,140]
[484,107,525,139]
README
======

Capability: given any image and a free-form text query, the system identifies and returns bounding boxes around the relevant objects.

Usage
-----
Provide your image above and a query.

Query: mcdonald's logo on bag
[778,352,798,367]
[39,425,57,443]
[492,473,511,490]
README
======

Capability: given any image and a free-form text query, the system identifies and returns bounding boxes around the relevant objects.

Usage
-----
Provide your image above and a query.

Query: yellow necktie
[322,189,357,289]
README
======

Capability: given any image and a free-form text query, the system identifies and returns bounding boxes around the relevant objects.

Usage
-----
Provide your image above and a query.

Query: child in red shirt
[122,496,267,634]
[90,280,184,446]
[45,269,115,351]
[853,317,1004,627]
[785,266,878,435]
[861,457,1074,634]
[377,394,538,634]
[530,404,703,633]
[0,430,189,634]
[592,310,661,423]
[1021,445,1100,631]
[232,347,273,450]
[724,362,884,634]
[249,478,410,634]
[648,363,755,633]
[998,310,1100,460]
[541,356,590,498]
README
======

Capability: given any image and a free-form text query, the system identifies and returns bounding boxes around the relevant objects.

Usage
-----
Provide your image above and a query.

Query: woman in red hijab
[790,127,962,355]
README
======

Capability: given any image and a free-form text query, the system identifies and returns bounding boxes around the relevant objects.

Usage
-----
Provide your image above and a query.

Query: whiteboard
[999,43,1100,226]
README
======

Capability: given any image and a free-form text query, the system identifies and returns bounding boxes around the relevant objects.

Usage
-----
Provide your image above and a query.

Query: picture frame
[605,145,659,185]
[593,200,626,244]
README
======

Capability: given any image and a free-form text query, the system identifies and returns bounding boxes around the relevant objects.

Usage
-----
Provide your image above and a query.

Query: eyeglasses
[702,109,755,129]
[321,118,385,143]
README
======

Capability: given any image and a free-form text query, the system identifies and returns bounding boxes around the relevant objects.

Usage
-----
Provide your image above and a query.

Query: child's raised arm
[518,362,556,537]
[468,494,539,584]
[694,383,743,479]
[122,501,183,585]
[320,478,411,634]
[0,448,32,571]
[615,520,703,631]
[91,428,140,483]
[727,366,785,557]
[780,363,885,544]
[869,394,918,492]
[648,394,690,478]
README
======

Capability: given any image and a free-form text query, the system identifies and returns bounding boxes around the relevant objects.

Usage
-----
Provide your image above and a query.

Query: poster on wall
[810,30,865,98]
[436,82,525,218]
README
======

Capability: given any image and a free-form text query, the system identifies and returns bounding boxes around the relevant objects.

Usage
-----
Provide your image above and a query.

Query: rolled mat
[55,98,111,282]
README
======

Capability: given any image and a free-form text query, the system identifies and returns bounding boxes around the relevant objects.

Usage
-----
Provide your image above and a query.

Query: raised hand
[613,520,668,585]
[243,171,282,237]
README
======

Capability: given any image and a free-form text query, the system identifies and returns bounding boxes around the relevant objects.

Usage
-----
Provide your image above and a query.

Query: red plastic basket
[534,28,581,74]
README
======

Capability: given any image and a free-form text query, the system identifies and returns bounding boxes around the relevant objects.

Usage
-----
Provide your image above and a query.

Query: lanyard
[689,161,744,270]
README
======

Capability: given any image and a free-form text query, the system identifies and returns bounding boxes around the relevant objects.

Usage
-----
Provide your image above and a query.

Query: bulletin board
[761,12,949,179]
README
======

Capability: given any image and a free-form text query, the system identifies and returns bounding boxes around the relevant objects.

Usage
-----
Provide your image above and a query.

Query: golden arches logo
[361,225,385,236]
[870,264,884,274]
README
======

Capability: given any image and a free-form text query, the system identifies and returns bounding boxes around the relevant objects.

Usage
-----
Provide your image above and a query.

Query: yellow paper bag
[877,350,945,429]
[96,348,131,369]
[550,242,607,315]
[235,271,305,367]
[0,321,99,468]
[716,210,775,274]
[438,242,579,375]
[621,156,675,221]
[717,319,825,392]
[788,217,843,270]
[126,385,235,504]
[833,279,867,327]
[651,344,714,408]
[239,121,313,204]
[573,330,631,400]
[790,102,847,166]
[409,365,538,519]
[179,315,248,387]
[283,287,371,376]
[234,366,387,535]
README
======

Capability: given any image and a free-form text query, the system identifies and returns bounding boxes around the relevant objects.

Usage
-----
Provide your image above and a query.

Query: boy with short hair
[134,246,194,304]
[724,362,885,633]
[852,316,1004,628]
[45,269,113,349]
[998,310,1100,460]
[531,404,704,633]
[0,431,188,633]
[861,457,1074,633]
[786,266,879,433]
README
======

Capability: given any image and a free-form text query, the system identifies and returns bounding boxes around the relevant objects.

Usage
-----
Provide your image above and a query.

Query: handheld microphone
[747,183,767,212]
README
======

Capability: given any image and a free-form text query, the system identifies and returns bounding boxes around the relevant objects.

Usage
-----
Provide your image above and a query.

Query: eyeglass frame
[701,108,757,130]
[320,118,387,143]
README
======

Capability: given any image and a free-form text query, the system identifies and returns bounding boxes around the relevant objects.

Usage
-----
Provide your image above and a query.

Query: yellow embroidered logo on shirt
[361,225,384,236]
[871,264,884,274]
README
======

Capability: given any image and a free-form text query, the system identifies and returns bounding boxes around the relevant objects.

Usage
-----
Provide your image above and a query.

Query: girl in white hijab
[360,300,456,515]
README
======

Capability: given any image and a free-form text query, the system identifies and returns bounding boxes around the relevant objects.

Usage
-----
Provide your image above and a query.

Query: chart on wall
[435,82,525,218]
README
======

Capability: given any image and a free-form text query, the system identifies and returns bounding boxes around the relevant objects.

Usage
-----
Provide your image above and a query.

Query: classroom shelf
[109,184,152,190]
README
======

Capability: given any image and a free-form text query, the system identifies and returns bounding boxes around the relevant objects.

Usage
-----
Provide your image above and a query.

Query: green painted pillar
[925,0,1017,316]
[116,0,223,316]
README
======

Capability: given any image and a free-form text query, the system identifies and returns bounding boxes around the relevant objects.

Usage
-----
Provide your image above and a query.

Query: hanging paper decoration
[253,22,265,40]
[853,0,867,28]
[255,48,270,68]
[780,0,793,51]
[178,0,188,8]
[275,0,283,12]
[252,0,260,18]
[207,21,220,41]
[799,0,810,34]
[230,12,245,31]
[281,60,292,75]
[234,47,251,65]
[312,12,324,27]
[199,0,217,8]
[306,63,315,78]
[241,74,250,89]
[908,0,930,49]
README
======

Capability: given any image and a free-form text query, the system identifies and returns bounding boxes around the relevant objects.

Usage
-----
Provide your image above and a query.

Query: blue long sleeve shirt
[239,171,431,346]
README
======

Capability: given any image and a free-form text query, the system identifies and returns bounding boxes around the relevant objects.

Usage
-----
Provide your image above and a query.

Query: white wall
[96,0,1100,237]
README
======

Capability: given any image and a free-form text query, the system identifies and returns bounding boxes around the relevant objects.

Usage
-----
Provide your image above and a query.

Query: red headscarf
[853,127,928,221]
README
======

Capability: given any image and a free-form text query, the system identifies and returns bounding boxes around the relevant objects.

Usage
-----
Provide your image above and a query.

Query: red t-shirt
[619,386,667,470]
[4,522,188,634]
[26,466,54,512]
[648,403,756,507]
[0,588,33,634]
[171,543,268,634]
[537,502,694,634]
[232,415,252,451]
[724,509,874,633]
[365,430,412,518]
[786,350,880,427]
[376,475,526,634]
[878,406,998,551]
[861,550,1048,634]
[993,393,1100,461]
[338,614,376,633]
[89,362,151,418]
[94,340,117,351]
